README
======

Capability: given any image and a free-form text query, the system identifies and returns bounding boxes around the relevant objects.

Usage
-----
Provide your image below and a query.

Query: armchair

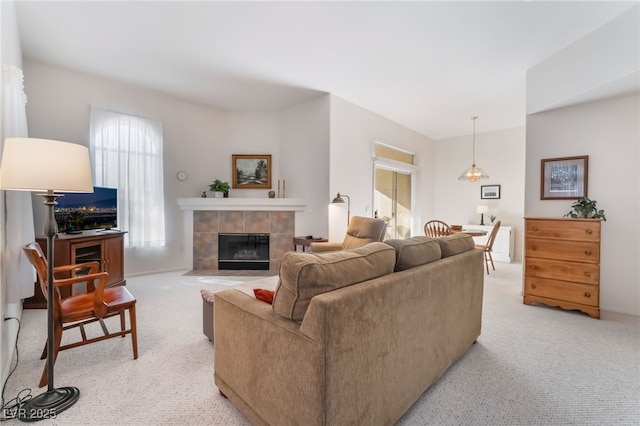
[310,216,387,253]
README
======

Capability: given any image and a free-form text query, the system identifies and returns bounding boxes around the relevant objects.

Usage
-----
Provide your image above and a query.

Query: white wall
[527,5,639,114]
[279,94,331,237]
[22,60,300,275]
[524,4,639,316]
[435,126,526,261]
[525,94,639,316]
[328,95,436,241]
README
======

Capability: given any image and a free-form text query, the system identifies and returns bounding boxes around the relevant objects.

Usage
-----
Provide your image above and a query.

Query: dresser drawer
[526,219,600,242]
[525,238,600,263]
[525,257,599,285]
[525,277,599,307]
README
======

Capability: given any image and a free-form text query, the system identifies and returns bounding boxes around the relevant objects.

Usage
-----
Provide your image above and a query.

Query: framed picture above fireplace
[232,154,272,189]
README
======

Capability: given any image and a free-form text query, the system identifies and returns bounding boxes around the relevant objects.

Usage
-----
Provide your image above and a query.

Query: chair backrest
[341,216,387,250]
[485,221,502,251]
[23,242,63,316]
[424,220,452,237]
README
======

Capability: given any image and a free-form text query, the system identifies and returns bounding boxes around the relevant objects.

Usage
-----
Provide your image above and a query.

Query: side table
[293,236,328,252]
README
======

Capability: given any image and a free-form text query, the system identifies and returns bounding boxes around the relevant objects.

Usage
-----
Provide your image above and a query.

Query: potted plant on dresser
[564,197,607,221]
[209,179,230,198]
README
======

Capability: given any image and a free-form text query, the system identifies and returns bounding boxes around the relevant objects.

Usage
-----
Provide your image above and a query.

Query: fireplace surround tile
[245,211,270,233]
[194,211,219,233]
[193,209,295,271]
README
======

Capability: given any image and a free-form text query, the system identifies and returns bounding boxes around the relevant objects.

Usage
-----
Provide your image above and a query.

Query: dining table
[451,228,487,237]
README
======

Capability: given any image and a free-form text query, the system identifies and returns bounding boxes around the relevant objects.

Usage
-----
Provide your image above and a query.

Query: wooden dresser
[523,217,601,319]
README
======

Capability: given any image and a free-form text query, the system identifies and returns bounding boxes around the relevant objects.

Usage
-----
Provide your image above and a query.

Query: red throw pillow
[253,288,275,304]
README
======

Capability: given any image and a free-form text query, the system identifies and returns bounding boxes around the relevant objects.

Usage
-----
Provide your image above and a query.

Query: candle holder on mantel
[277,179,286,198]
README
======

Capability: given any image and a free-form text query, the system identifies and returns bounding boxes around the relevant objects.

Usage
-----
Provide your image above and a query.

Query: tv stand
[24,230,126,309]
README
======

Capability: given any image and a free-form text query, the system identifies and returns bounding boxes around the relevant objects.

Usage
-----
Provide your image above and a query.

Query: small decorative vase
[268,191,276,198]
[201,191,207,198]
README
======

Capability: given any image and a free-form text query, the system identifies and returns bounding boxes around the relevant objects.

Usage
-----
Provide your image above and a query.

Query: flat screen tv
[54,186,118,233]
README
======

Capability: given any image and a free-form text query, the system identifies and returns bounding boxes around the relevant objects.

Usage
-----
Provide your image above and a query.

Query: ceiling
[13,1,638,140]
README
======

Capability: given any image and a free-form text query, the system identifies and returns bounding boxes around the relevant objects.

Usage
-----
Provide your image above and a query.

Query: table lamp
[331,192,351,226]
[0,138,93,421]
[476,205,489,226]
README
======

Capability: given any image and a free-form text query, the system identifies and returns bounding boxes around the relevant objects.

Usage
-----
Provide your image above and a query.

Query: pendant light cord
[471,116,478,166]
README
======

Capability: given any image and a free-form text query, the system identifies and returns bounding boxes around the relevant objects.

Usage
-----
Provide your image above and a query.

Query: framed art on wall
[541,155,588,200]
[232,154,272,189]
[481,185,501,199]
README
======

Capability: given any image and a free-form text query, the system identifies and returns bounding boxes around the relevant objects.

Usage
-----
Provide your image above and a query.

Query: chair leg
[129,304,138,360]
[120,310,126,337]
[39,321,63,388]
[484,250,490,275]
[488,251,495,271]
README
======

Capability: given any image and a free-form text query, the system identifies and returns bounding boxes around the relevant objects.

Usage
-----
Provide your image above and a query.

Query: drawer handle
[585,250,591,255]
[531,284,537,289]
[586,229,593,234]
[532,245,537,250]
[532,226,537,231]
[584,271,591,276]
[584,292,591,298]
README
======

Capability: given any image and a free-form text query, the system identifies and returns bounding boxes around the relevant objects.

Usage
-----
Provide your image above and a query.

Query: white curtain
[2,65,35,301]
[90,108,166,248]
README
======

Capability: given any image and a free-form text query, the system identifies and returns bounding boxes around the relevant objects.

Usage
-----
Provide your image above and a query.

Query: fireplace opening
[218,233,270,270]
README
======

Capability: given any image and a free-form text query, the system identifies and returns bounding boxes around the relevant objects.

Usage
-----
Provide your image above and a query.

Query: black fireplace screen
[218,233,270,270]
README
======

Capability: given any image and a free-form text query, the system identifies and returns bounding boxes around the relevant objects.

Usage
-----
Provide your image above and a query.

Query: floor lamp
[331,192,351,226]
[0,138,93,422]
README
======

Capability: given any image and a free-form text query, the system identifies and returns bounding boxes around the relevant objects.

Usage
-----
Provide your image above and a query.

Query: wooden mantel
[177,198,307,269]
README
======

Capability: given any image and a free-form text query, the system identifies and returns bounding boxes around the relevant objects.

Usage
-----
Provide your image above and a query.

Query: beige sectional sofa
[213,234,484,425]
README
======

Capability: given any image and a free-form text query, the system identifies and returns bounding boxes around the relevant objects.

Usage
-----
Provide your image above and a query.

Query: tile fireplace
[177,198,306,271]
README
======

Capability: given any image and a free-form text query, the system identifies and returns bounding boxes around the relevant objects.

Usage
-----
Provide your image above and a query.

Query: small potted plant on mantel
[209,179,230,198]
[564,197,606,221]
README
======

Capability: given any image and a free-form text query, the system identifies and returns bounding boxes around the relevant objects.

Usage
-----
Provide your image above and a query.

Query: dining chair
[475,221,501,274]
[23,242,138,388]
[423,220,452,237]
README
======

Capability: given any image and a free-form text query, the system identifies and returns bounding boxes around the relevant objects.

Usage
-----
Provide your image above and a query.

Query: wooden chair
[475,221,501,274]
[423,220,452,237]
[23,242,138,388]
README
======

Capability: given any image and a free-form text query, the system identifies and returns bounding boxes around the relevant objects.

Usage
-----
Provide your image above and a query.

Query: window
[90,108,165,247]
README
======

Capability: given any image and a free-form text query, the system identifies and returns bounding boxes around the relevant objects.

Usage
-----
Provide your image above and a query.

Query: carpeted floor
[2,262,639,425]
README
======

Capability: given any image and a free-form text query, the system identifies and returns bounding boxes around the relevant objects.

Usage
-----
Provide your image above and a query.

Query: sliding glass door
[374,167,412,239]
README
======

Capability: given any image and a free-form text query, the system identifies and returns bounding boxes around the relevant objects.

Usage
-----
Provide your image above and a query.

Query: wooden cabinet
[523,217,601,319]
[463,224,514,263]
[24,230,126,309]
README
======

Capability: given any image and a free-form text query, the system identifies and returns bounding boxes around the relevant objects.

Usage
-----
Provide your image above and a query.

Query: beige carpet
[2,263,639,425]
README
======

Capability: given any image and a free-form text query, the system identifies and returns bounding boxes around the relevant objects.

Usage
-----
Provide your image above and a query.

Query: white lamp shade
[476,205,489,214]
[0,138,93,192]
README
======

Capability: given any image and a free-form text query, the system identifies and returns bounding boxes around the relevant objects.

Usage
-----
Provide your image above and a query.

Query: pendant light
[458,116,489,182]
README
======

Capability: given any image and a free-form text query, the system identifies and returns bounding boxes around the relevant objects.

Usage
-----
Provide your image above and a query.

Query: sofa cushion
[384,236,442,271]
[273,242,396,322]
[437,233,475,257]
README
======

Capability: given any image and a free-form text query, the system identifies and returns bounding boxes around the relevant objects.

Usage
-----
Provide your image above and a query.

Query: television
[54,186,118,233]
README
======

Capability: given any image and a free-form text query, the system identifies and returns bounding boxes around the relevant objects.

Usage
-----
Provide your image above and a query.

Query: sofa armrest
[213,290,325,426]
[309,241,342,252]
